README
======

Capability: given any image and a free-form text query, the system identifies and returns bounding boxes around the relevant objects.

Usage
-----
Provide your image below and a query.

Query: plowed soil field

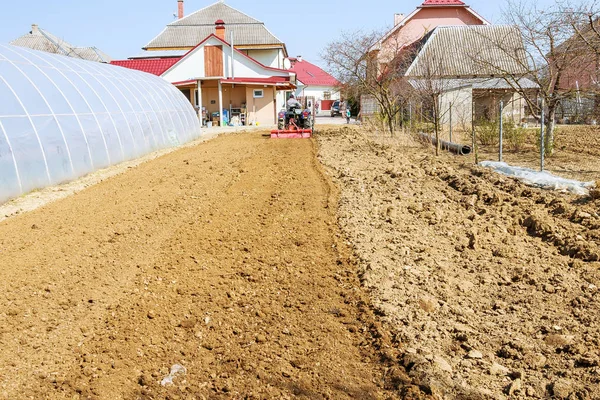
[318,126,600,399]
[3,125,599,400]
[0,132,417,399]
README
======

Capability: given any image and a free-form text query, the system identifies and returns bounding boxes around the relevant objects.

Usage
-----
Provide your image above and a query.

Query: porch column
[218,80,224,127]
[197,80,203,124]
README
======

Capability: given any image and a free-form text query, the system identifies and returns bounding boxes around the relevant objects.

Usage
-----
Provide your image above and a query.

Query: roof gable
[169,2,260,26]
[11,26,75,57]
[144,2,284,49]
[421,0,466,6]
[160,34,293,82]
[373,1,489,51]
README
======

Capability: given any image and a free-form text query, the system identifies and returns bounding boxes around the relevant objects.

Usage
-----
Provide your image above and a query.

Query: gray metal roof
[10,25,112,62]
[469,77,538,90]
[409,77,539,91]
[170,1,261,25]
[406,25,529,78]
[144,2,284,49]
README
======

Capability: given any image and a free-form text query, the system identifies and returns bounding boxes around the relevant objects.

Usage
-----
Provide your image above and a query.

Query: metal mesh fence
[468,99,600,184]
[359,94,600,184]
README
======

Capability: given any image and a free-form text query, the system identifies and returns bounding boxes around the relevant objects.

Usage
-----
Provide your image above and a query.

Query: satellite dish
[283,58,292,70]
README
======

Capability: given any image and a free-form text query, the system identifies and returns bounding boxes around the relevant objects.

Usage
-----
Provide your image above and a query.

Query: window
[323,91,331,100]
[253,89,264,98]
[180,88,191,102]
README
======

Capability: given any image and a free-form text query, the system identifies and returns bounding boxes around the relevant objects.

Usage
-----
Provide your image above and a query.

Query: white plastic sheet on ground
[479,161,596,195]
[0,44,201,204]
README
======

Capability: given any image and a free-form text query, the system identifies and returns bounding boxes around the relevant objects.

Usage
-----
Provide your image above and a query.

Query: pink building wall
[378,6,486,63]
[246,86,276,125]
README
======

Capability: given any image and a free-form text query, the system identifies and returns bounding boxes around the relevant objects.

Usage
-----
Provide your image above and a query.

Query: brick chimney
[394,13,405,25]
[31,24,39,34]
[178,0,184,19]
[215,20,226,41]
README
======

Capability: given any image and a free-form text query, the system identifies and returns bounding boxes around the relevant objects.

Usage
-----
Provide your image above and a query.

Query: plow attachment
[270,128,312,138]
[271,119,312,138]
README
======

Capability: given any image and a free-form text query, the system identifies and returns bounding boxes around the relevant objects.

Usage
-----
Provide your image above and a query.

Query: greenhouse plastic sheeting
[0,43,201,204]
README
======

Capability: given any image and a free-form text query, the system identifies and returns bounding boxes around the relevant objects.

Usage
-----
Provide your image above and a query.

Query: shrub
[503,119,528,151]
[476,118,499,146]
[476,118,531,151]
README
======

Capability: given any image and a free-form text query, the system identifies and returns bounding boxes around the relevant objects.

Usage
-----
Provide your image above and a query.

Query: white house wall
[246,49,282,69]
[163,37,289,83]
[230,55,287,79]
[440,87,526,129]
[295,85,340,101]
[162,46,206,82]
[276,91,285,112]
[439,86,472,130]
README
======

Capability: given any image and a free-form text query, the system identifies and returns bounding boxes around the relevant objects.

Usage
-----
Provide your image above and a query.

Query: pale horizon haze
[0,0,558,69]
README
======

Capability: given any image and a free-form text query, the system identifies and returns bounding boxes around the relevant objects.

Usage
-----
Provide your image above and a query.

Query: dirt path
[0,132,411,399]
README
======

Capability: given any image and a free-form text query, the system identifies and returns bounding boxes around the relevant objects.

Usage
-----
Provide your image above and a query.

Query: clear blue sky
[0,0,556,67]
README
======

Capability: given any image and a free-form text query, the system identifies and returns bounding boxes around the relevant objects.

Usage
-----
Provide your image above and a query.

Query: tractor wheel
[278,121,284,130]
[303,119,312,129]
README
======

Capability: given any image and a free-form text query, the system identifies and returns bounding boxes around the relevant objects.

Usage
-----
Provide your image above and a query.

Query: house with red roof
[289,56,340,111]
[111,58,180,76]
[110,1,295,127]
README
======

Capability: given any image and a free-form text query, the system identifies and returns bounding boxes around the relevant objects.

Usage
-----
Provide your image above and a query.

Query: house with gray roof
[10,24,112,63]
[404,25,538,128]
[113,1,296,127]
[143,1,287,69]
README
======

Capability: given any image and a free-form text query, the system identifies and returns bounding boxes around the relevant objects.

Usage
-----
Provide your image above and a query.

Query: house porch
[175,78,294,127]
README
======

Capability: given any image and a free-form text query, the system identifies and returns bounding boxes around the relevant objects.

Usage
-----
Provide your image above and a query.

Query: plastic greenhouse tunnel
[0,43,201,204]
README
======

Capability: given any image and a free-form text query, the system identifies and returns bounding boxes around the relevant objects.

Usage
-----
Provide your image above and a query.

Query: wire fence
[360,94,600,184]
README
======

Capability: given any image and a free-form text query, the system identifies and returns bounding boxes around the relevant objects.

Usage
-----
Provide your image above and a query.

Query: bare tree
[407,67,451,155]
[475,0,596,155]
[405,31,477,155]
[564,0,600,54]
[321,30,414,136]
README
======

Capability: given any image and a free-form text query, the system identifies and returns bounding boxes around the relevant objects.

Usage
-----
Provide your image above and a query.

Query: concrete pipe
[417,132,472,156]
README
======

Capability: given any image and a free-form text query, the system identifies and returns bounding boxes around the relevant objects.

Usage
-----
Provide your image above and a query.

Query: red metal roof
[222,77,295,89]
[421,0,466,6]
[110,58,181,76]
[172,79,197,86]
[288,58,339,87]
[222,77,290,84]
